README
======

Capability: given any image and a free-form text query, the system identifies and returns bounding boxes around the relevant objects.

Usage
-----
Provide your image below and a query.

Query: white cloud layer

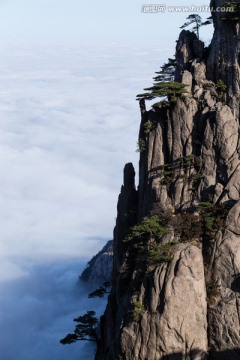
[0,3,217,355]
[0,1,213,357]
[0,37,173,280]
[0,38,172,359]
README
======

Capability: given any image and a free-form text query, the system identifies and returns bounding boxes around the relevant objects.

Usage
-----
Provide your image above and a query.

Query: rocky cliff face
[80,240,113,284]
[96,3,240,359]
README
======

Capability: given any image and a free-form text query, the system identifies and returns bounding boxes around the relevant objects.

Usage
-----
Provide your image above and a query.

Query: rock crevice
[96,5,240,359]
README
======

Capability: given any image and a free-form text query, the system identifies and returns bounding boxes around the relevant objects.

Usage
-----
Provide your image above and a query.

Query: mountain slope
[96,2,240,359]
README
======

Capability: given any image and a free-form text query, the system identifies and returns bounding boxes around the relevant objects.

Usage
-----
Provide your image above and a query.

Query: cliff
[80,240,113,284]
[96,2,240,359]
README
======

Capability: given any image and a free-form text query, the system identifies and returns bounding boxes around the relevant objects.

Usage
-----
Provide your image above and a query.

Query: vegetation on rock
[136,138,146,152]
[124,216,168,244]
[152,100,170,109]
[222,2,240,21]
[136,55,188,105]
[197,201,228,237]
[88,281,111,298]
[60,311,99,344]
[132,301,145,322]
[147,243,175,265]
[206,280,221,306]
[143,120,153,133]
[136,82,187,103]
[216,79,227,101]
[150,155,202,189]
[153,57,176,83]
[180,14,213,39]
[170,213,202,242]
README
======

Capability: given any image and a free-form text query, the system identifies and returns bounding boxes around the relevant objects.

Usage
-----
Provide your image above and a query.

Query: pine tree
[136,82,187,103]
[180,14,213,39]
[88,282,111,298]
[136,56,187,104]
[153,57,176,83]
[60,311,99,344]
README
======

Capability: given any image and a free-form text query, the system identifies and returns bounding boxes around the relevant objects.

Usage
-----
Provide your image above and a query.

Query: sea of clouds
[0,260,104,360]
[0,37,173,359]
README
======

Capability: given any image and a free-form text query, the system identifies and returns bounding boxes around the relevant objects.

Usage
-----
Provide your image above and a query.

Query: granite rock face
[119,244,208,360]
[208,0,240,95]
[96,4,240,359]
[80,240,113,283]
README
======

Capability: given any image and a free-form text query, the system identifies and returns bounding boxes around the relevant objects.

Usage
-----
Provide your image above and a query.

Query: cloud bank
[0,260,107,360]
[0,37,172,279]
[0,37,172,359]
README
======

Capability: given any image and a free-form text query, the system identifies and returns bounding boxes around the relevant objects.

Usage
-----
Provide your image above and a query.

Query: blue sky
[0,0,212,40]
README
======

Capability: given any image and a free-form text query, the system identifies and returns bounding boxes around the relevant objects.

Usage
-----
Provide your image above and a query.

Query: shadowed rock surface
[80,240,113,283]
[95,2,240,359]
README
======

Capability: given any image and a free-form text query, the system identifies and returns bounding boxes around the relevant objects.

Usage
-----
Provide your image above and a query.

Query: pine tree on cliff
[95,2,240,358]
[60,311,99,345]
[180,14,213,39]
[136,56,187,104]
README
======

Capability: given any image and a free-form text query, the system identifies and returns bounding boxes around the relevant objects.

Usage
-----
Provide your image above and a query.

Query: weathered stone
[193,39,204,59]
[109,244,207,360]
[204,90,215,108]
[175,30,198,82]
[114,163,138,274]
[193,61,206,84]
[222,168,240,202]
[215,105,238,163]
[207,224,240,356]
[95,4,240,358]
[207,0,240,95]
[226,201,240,235]
[182,70,192,94]
[203,82,217,97]
[213,183,224,203]
[193,85,204,99]
[80,240,113,283]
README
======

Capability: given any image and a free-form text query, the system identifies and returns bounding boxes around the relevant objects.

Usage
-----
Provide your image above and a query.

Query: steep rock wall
[96,5,240,359]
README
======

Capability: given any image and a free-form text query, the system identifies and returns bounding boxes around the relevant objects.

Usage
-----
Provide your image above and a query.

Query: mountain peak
[96,5,240,359]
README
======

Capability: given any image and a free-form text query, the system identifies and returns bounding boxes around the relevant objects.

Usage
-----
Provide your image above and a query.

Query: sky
[0,0,213,280]
[0,1,213,359]
[0,0,212,40]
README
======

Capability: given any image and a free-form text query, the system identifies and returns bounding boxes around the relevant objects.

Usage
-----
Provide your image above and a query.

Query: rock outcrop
[80,240,113,283]
[96,3,240,359]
